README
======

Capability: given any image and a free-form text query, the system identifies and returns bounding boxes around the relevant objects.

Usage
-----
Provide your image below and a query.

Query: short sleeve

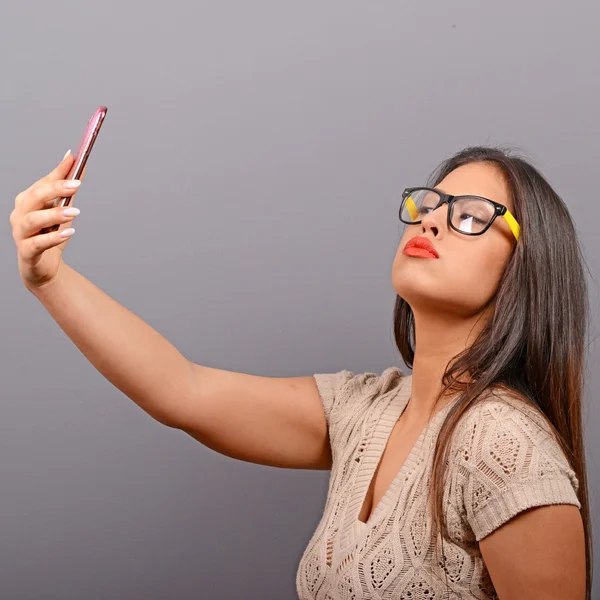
[312,369,356,425]
[456,398,581,542]
[313,366,405,454]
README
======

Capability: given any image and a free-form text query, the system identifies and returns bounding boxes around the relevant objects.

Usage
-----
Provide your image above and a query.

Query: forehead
[435,161,513,211]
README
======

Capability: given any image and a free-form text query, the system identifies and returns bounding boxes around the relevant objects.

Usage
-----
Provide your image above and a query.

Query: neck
[406,305,492,420]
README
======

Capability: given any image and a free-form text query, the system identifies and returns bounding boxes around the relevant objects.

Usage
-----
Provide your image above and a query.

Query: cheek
[452,252,503,303]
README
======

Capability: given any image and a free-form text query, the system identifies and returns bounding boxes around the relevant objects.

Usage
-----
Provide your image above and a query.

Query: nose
[420,201,449,235]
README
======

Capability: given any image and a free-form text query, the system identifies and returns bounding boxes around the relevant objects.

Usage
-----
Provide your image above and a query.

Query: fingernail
[60,228,75,238]
[63,180,81,189]
[63,149,72,161]
[63,207,80,217]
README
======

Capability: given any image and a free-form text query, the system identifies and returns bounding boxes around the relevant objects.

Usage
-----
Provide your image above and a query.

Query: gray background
[1,1,598,598]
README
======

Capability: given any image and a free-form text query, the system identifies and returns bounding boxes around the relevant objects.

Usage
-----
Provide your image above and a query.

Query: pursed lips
[403,237,439,258]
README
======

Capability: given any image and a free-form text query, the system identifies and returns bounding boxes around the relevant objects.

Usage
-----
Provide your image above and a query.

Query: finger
[18,227,75,262]
[14,151,76,210]
[19,179,81,215]
[16,204,79,240]
[41,164,86,208]
[39,149,75,184]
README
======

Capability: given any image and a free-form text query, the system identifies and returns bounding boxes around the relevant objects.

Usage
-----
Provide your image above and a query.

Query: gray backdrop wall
[1,1,598,598]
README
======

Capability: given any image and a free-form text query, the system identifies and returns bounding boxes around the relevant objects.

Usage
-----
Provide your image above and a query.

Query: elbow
[152,361,204,430]
[154,412,182,429]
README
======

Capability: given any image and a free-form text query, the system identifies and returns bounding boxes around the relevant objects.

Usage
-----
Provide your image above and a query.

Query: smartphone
[41,106,107,234]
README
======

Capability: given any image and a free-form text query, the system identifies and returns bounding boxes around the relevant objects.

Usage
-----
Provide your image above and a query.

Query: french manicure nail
[63,207,80,217]
[63,149,71,161]
[63,180,81,189]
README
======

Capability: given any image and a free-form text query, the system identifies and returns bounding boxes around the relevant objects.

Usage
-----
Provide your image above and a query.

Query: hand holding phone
[10,106,108,290]
[40,106,107,234]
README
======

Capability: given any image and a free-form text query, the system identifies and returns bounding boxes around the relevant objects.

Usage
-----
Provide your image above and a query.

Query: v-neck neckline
[347,375,458,531]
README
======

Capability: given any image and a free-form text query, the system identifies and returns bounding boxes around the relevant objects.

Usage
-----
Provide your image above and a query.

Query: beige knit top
[296,367,581,599]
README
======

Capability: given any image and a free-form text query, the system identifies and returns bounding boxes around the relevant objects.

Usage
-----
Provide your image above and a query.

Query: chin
[393,277,431,302]
[392,260,435,285]
[392,268,447,304]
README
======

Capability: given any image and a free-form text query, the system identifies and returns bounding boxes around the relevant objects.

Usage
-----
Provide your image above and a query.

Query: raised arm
[10,151,332,471]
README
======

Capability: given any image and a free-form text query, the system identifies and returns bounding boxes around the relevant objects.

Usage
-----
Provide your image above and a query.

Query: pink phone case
[41,106,107,234]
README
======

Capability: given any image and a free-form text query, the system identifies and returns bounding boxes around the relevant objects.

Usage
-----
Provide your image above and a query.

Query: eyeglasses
[399,187,520,241]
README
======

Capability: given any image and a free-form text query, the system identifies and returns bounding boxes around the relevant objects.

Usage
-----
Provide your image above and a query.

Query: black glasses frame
[399,187,520,240]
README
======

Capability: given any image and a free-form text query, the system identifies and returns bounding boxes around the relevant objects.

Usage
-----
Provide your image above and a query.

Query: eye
[457,211,486,225]
[419,204,438,215]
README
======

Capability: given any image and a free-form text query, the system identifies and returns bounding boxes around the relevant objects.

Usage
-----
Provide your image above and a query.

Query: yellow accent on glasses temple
[405,196,420,221]
[502,210,520,241]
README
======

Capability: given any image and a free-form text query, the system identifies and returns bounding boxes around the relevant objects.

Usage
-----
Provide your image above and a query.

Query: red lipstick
[403,236,439,259]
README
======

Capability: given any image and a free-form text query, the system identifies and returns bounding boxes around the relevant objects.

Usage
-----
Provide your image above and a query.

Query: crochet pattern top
[296,367,581,599]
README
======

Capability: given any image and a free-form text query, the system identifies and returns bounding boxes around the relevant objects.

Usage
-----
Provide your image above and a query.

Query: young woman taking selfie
[9,145,592,599]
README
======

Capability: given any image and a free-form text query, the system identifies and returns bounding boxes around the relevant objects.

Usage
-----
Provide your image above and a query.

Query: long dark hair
[393,146,594,597]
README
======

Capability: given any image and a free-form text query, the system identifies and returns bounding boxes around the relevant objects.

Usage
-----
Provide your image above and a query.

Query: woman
[10,146,592,599]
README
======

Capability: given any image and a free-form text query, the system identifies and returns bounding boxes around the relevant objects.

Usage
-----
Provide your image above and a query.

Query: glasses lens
[400,189,441,223]
[401,189,495,235]
[450,197,495,234]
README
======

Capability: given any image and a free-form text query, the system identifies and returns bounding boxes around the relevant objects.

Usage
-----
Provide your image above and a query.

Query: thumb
[40,149,75,183]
